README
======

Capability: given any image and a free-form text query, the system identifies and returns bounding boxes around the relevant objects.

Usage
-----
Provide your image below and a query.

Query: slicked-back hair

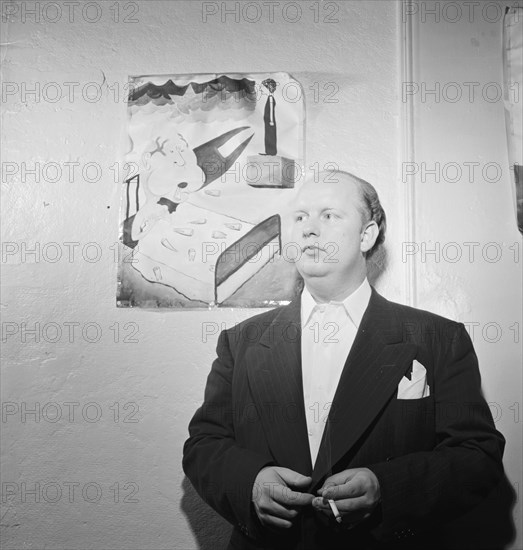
[318,170,387,259]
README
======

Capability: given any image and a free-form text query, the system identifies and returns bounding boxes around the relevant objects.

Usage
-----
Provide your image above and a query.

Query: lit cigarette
[328,499,342,523]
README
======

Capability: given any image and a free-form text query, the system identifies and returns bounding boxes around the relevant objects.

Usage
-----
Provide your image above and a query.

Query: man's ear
[360,221,379,253]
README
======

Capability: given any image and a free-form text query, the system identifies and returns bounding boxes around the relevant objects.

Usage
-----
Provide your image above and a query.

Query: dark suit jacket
[183,289,508,550]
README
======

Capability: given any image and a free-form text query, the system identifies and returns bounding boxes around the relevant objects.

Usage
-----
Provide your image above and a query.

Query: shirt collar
[301,278,372,329]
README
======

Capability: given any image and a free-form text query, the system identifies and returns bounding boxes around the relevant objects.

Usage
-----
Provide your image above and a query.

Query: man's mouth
[302,245,323,253]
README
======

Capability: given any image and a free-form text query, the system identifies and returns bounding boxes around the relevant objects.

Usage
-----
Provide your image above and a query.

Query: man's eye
[295,215,304,222]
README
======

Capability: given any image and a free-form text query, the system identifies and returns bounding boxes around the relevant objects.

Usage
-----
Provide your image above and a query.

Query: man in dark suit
[183,170,508,549]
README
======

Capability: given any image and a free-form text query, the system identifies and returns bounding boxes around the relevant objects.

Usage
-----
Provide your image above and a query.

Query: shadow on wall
[181,476,232,549]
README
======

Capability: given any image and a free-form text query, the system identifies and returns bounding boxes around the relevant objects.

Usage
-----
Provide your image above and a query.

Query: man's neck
[305,274,367,303]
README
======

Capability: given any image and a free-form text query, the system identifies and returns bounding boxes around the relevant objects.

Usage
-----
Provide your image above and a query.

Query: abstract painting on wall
[117,72,305,308]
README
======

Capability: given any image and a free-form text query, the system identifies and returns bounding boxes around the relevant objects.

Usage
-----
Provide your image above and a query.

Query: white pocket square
[397,359,430,400]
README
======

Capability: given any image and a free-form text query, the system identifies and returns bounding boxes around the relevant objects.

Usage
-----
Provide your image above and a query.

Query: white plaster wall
[1,1,520,549]
[407,1,522,548]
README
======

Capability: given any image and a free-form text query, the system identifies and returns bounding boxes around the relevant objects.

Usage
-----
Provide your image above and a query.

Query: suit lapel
[311,290,417,488]
[246,299,313,475]
[245,289,418,482]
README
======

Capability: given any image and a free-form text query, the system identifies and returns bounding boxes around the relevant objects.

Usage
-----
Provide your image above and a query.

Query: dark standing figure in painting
[262,79,277,156]
[183,169,514,550]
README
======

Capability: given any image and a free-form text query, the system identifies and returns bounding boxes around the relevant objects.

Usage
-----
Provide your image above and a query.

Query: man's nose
[302,218,319,238]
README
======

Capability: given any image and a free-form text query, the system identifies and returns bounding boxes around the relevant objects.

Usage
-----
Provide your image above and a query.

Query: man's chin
[296,262,330,279]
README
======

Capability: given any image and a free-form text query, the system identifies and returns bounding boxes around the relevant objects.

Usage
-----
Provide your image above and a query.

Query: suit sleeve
[182,329,274,538]
[367,322,505,542]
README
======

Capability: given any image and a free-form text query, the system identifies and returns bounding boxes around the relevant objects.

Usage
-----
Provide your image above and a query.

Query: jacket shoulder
[221,302,296,348]
[376,293,467,346]
[230,304,288,331]
[382,296,461,327]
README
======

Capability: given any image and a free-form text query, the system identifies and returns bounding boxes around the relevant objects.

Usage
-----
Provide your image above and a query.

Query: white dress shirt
[300,278,372,466]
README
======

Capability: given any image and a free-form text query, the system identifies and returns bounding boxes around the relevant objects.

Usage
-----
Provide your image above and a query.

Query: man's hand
[252,466,314,529]
[312,468,381,528]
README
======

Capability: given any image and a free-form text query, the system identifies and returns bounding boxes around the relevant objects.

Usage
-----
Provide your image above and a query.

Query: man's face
[290,177,367,283]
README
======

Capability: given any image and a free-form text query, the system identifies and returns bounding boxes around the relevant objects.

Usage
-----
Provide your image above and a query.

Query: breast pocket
[392,396,436,454]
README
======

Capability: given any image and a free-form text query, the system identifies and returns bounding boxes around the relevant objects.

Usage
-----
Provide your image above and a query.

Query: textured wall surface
[1,1,520,549]
[409,2,522,548]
